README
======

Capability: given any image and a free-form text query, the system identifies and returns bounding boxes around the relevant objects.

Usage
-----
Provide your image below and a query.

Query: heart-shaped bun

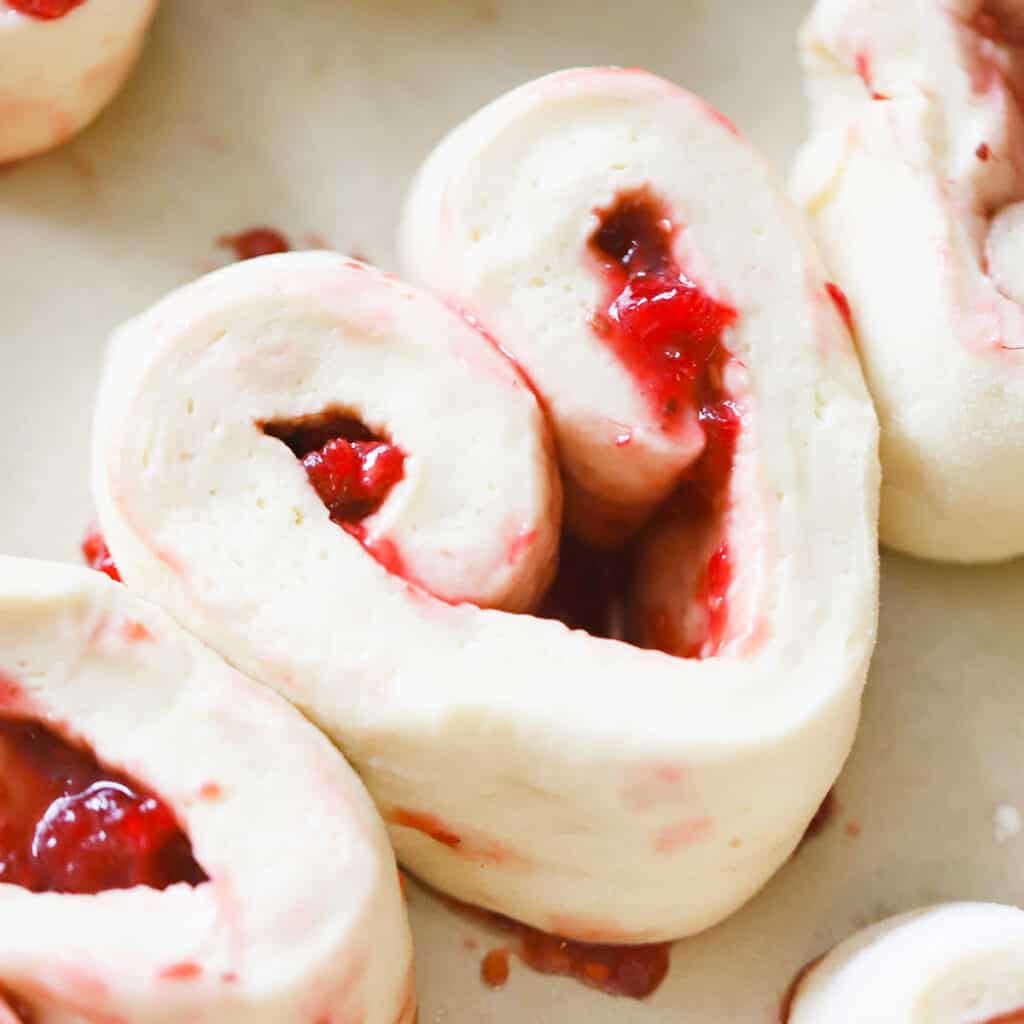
[93,69,878,943]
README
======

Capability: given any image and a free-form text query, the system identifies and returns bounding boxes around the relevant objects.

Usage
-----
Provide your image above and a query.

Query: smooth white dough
[93,69,878,943]
[795,0,1024,562]
[788,903,1024,1023]
[0,557,414,1024]
[0,0,157,164]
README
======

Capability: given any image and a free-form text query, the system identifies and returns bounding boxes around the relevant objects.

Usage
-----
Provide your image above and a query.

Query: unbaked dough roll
[0,0,157,165]
[795,0,1024,562]
[0,557,414,1024]
[93,71,878,943]
[786,903,1024,1023]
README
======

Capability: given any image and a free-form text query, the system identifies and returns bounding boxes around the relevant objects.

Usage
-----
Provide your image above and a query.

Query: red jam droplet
[984,1011,1024,1024]
[7,0,85,18]
[588,187,738,436]
[0,717,207,894]
[217,227,291,262]
[480,949,511,989]
[81,527,121,583]
[696,543,731,654]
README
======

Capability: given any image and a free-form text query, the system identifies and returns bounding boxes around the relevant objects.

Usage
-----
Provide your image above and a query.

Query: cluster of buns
[1,0,1021,1020]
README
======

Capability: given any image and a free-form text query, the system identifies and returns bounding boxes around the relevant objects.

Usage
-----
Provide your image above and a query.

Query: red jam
[984,1011,1024,1023]
[262,412,406,559]
[854,52,888,100]
[81,527,120,583]
[537,188,742,657]
[480,949,511,989]
[387,809,462,850]
[826,282,854,334]
[7,0,85,18]
[303,440,405,523]
[217,228,291,262]
[0,717,207,895]
[475,909,670,1000]
[588,187,738,437]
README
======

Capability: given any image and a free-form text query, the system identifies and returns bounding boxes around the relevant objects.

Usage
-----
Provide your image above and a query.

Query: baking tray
[3,1,1022,1020]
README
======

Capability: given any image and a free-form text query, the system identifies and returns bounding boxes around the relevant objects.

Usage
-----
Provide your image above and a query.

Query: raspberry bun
[784,903,1024,1023]
[0,557,414,1023]
[93,70,878,943]
[0,0,157,164]
[795,0,1024,561]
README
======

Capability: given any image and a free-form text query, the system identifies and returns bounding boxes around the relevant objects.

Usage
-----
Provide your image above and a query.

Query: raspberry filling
[0,717,207,894]
[6,0,85,18]
[217,227,291,262]
[263,412,406,565]
[265,195,738,659]
[302,441,405,523]
[81,527,120,582]
[539,188,741,657]
[588,187,739,436]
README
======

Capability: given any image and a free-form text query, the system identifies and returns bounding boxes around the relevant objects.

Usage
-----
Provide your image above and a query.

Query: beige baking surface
[1,1,1022,1020]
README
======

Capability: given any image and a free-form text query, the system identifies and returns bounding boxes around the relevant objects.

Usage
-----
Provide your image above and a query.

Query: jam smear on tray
[480,949,510,989]
[0,717,207,894]
[217,227,291,262]
[475,909,671,1000]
